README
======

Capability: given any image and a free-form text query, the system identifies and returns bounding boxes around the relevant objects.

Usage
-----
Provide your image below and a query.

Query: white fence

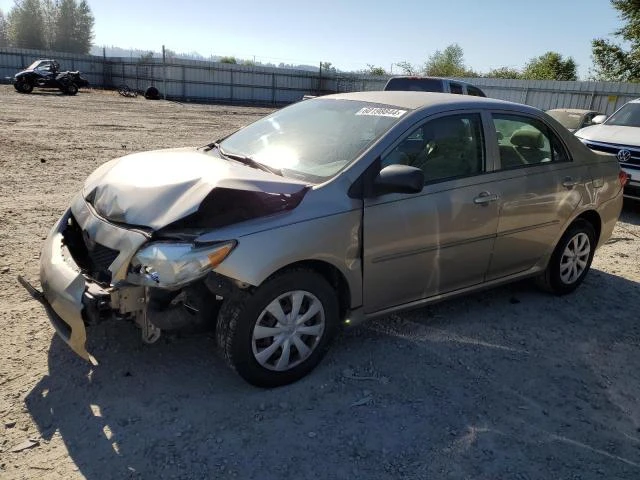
[2,46,640,113]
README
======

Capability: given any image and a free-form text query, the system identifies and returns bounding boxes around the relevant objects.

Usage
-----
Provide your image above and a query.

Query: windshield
[26,60,41,70]
[218,98,408,182]
[547,110,585,130]
[605,102,640,127]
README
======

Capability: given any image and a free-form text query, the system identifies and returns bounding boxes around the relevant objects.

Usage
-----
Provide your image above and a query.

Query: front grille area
[625,183,640,199]
[584,141,640,167]
[62,214,119,284]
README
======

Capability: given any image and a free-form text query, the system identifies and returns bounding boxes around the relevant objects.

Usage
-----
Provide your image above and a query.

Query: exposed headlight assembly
[129,240,236,289]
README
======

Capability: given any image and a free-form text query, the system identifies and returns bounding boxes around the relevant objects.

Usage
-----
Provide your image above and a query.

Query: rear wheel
[63,83,78,95]
[536,219,596,295]
[216,269,339,388]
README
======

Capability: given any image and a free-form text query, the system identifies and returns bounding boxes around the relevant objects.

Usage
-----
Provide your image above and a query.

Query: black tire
[216,269,339,388]
[16,80,33,94]
[63,83,78,95]
[144,86,160,100]
[536,219,597,295]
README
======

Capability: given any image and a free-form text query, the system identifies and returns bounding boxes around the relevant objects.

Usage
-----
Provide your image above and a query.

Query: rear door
[484,112,585,280]
[362,111,499,313]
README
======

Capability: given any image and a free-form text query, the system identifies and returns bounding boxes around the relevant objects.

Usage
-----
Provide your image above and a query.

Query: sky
[0,0,625,78]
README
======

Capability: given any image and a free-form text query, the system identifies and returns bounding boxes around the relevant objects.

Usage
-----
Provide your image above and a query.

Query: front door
[362,112,499,314]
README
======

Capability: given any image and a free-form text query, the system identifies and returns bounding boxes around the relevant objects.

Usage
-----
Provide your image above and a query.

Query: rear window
[383,77,444,92]
[450,82,464,95]
[467,86,486,97]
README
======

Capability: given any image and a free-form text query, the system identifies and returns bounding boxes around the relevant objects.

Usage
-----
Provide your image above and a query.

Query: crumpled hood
[575,124,640,147]
[83,147,309,230]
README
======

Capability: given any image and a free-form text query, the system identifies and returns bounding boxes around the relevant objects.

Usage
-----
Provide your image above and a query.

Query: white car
[575,98,640,200]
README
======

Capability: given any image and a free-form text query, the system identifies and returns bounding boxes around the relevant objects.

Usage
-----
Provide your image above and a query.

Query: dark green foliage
[522,52,578,81]
[592,0,640,81]
[7,0,46,49]
[423,43,477,77]
[5,0,94,53]
[0,9,9,47]
[485,67,522,79]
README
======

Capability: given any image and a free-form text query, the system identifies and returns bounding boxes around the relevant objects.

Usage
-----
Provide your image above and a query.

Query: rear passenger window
[450,83,463,95]
[492,114,569,169]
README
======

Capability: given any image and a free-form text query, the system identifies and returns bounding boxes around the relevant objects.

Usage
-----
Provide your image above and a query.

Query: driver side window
[382,113,485,184]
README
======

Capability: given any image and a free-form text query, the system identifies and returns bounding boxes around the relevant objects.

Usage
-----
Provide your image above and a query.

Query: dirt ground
[1,85,639,480]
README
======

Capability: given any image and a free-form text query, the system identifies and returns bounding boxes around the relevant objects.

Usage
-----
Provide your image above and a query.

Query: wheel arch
[266,260,352,321]
[573,209,602,245]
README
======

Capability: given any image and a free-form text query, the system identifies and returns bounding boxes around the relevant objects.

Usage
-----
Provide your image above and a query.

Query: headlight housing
[128,240,236,289]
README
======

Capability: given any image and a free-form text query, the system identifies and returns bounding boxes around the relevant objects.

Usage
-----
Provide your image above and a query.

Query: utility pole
[162,44,167,100]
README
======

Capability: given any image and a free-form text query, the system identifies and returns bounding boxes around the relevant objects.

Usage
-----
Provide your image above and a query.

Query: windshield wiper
[219,146,283,176]
[199,139,223,152]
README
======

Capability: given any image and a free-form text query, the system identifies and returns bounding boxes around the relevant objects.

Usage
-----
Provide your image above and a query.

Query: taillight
[619,170,629,187]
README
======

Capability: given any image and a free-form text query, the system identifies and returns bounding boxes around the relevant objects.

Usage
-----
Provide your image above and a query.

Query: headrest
[424,117,466,141]
[510,129,543,149]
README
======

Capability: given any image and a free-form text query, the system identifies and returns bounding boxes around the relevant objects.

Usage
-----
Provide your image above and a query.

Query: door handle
[562,177,578,188]
[474,191,499,205]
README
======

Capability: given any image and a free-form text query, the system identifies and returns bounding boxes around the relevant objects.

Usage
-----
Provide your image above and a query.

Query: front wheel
[536,219,596,295]
[216,269,339,387]
[16,80,33,93]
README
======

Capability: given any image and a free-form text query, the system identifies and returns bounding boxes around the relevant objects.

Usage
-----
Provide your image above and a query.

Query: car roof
[385,75,478,85]
[322,90,539,114]
[546,108,597,114]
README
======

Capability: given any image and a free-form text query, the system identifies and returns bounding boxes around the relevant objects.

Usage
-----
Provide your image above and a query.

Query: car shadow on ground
[24,263,640,479]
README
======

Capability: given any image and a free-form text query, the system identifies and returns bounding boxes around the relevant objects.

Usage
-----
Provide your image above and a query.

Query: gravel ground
[1,86,639,480]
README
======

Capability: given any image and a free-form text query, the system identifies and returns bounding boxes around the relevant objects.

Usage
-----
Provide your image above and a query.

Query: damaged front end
[22,148,310,361]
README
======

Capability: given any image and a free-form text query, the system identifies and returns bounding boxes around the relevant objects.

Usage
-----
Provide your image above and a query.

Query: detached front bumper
[39,209,92,360]
[36,195,149,360]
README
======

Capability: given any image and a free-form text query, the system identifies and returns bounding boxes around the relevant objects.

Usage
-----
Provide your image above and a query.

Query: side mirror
[592,114,607,125]
[373,164,424,196]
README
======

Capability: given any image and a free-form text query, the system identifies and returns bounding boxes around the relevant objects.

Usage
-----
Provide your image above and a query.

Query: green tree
[423,43,476,77]
[394,60,417,75]
[139,51,154,63]
[521,52,577,80]
[0,9,9,47]
[52,0,74,51]
[219,56,237,64]
[320,61,336,72]
[592,0,640,81]
[365,64,386,76]
[485,67,521,79]
[52,0,93,53]
[7,0,46,49]
[73,0,94,54]
[41,0,58,50]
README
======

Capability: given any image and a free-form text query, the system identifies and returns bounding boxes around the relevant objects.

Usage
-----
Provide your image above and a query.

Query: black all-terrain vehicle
[13,59,89,95]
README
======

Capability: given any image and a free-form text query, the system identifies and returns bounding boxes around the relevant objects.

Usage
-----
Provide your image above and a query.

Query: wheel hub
[252,290,325,372]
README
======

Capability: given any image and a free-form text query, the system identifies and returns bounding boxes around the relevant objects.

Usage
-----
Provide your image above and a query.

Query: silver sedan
[24,91,625,387]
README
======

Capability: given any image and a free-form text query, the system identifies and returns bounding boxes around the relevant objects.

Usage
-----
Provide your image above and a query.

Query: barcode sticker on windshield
[356,107,407,118]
